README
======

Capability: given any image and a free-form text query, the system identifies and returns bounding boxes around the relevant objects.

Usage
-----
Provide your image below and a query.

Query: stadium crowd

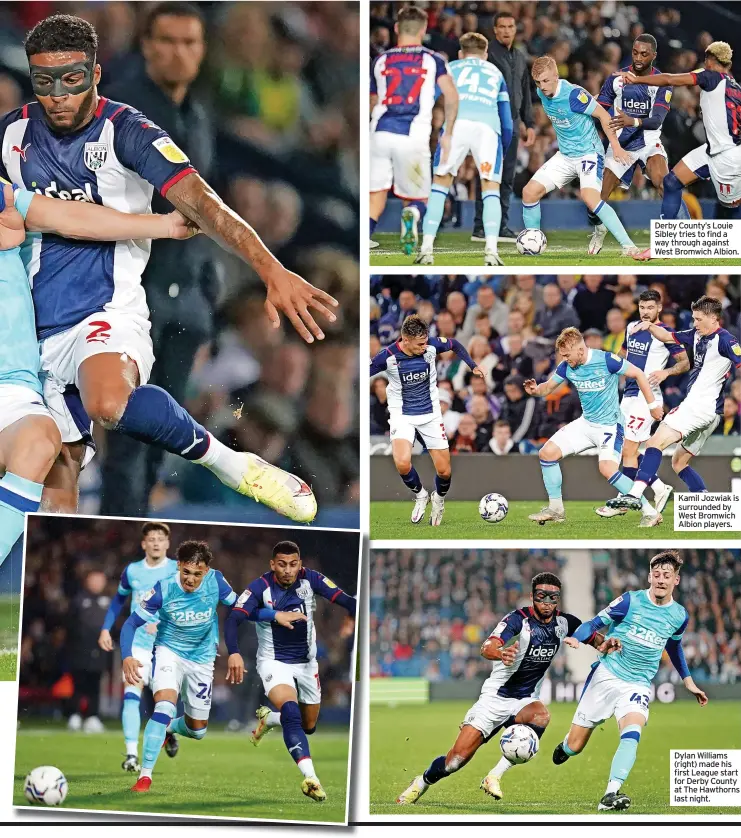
[370,275,741,452]
[370,548,741,685]
[18,517,357,727]
[0,1,359,520]
[370,1,739,204]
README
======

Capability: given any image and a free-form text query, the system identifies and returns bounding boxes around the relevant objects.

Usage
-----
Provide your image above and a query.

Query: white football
[499,724,539,764]
[479,493,509,523]
[516,228,547,255]
[24,766,68,806]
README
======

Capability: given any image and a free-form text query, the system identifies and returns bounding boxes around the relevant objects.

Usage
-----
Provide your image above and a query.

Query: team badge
[323,577,337,589]
[153,136,189,164]
[732,344,741,356]
[84,142,108,171]
[141,587,156,604]
[236,590,251,607]
[297,584,310,600]
[556,622,567,639]
[608,595,623,608]
[665,91,672,103]
[577,90,589,104]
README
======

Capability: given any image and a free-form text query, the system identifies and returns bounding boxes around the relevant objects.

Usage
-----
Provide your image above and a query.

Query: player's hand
[122,656,143,687]
[611,143,632,167]
[263,265,339,344]
[650,405,664,421]
[98,629,113,652]
[631,320,651,333]
[609,108,635,132]
[686,680,708,706]
[523,378,538,396]
[226,653,245,685]
[439,132,452,164]
[596,636,623,654]
[274,611,309,629]
[472,365,485,379]
[145,621,158,635]
[621,71,638,84]
[563,636,580,649]
[500,642,519,666]
[0,183,26,250]
[648,369,668,387]
[167,209,200,240]
[523,127,536,147]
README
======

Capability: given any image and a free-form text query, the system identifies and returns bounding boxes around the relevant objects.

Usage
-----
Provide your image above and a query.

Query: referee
[472,11,535,242]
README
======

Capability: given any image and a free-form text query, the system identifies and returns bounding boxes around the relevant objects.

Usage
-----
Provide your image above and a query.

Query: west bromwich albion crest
[84,142,108,171]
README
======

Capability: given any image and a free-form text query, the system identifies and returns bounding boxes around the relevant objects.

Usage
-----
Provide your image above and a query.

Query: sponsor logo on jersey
[171,607,213,623]
[401,370,429,383]
[627,336,650,352]
[733,343,741,356]
[33,180,95,203]
[322,577,337,589]
[83,142,108,171]
[12,143,30,162]
[153,136,189,164]
[572,376,606,392]
[623,98,651,112]
[480,161,492,177]
[529,644,557,659]
[665,91,672,103]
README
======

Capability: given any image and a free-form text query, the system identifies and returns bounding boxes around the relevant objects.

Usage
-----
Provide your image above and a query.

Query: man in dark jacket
[535,284,580,339]
[473,11,536,240]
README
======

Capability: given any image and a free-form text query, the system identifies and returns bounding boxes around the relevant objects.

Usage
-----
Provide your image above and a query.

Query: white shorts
[257,658,321,705]
[123,645,154,690]
[389,411,448,450]
[682,143,741,205]
[532,151,604,193]
[621,394,659,443]
[573,663,650,728]
[369,130,431,200]
[0,383,52,435]
[39,310,154,448]
[462,688,538,741]
[550,415,624,463]
[434,119,503,183]
[608,140,667,187]
[151,644,214,721]
[663,400,719,454]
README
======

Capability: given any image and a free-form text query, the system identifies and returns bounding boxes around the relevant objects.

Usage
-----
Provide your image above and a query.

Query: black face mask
[533,590,561,603]
[30,59,95,97]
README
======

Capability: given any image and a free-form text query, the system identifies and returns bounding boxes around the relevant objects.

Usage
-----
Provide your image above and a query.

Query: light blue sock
[142,700,176,770]
[609,724,641,784]
[483,190,502,243]
[539,459,563,500]
[421,185,448,239]
[0,472,42,567]
[594,200,634,248]
[122,690,142,755]
[168,715,207,740]
[608,472,653,510]
[522,200,541,229]
[563,737,579,757]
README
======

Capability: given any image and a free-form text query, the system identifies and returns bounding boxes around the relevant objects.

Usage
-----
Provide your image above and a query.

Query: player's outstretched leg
[587,198,638,257]
[429,450,451,527]
[121,688,143,772]
[132,699,176,791]
[251,706,281,746]
[607,446,662,525]
[417,184,449,265]
[598,722,642,812]
[401,201,425,256]
[529,446,566,523]
[167,714,207,755]
[280,700,326,801]
[482,186,503,266]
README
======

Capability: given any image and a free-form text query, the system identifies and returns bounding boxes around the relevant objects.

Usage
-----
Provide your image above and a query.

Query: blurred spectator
[501,375,537,445]
[535,282,580,338]
[488,419,517,455]
[461,284,509,340]
[584,327,604,350]
[603,308,627,354]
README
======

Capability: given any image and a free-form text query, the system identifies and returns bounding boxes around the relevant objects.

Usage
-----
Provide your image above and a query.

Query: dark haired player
[609,296,741,520]
[588,34,679,255]
[397,573,621,804]
[597,289,689,518]
[369,314,482,525]
[98,522,178,773]
[554,551,707,811]
[1,13,334,522]
[120,540,238,792]
[224,541,356,802]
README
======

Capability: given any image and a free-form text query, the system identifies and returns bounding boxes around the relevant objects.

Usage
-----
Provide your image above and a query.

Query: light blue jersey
[449,57,509,133]
[551,348,628,425]
[592,589,688,688]
[537,79,603,158]
[118,557,178,652]
[136,568,237,664]
[0,182,41,395]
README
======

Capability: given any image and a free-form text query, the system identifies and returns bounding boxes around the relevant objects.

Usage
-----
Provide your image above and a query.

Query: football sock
[435,474,451,497]
[422,755,449,784]
[587,209,599,227]
[634,446,662,496]
[661,172,684,219]
[281,701,314,776]
[609,472,655,513]
[370,217,377,236]
[421,185,448,250]
[489,756,515,778]
[482,189,502,252]
[607,724,641,792]
[679,466,706,492]
[400,466,423,494]
[524,722,546,739]
[522,201,541,229]
[408,199,427,224]
[539,459,563,511]
[0,472,42,566]
[141,700,176,771]
[677,199,690,220]
[122,689,142,756]
[168,716,207,739]
[594,200,634,248]
[562,737,579,757]
[621,465,637,480]
[636,454,658,486]
[266,711,282,727]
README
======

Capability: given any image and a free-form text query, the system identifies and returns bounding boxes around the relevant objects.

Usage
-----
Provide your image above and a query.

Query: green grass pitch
[369,230,741,267]
[370,499,733,540]
[0,595,19,681]
[14,724,350,822]
[370,700,741,815]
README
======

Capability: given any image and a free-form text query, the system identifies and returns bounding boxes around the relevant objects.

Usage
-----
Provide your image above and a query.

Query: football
[478,493,509,523]
[499,724,539,764]
[515,228,547,255]
[24,766,68,806]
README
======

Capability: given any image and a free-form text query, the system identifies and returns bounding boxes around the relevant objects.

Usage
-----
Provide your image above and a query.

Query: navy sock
[635,446,662,487]
[370,217,377,236]
[679,466,707,492]
[116,385,210,460]
[423,755,448,785]
[587,209,600,226]
[401,466,423,494]
[621,466,637,480]
[636,453,657,486]
[435,474,451,496]
[408,199,427,223]
[661,172,684,219]
[524,723,547,739]
[281,701,311,765]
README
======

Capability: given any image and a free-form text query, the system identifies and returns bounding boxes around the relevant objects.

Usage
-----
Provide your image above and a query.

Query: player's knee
[303,726,317,735]
[85,392,128,429]
[395,456,412,474]
[522,183,539,204]
[437,465,451,480]
[598,460,616,479]
[539,443,559,463]
[531,707,550,728]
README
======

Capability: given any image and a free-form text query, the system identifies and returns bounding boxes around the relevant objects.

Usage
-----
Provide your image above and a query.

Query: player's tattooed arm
[165,172,339,343]
[623,71,696,88]
[591,103,632,166]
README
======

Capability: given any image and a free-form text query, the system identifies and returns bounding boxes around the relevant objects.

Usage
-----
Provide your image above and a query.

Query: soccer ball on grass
[516,228,547,255]
[499,724,539,764]
[24,766,68,806]
[479,493,509,523]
